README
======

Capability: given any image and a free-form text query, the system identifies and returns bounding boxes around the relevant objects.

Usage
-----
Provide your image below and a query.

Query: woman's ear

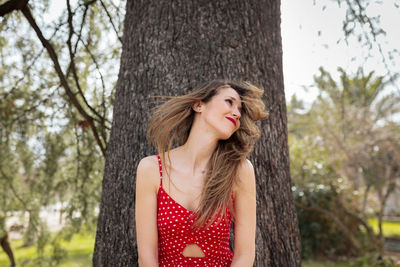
[192,101,203,113]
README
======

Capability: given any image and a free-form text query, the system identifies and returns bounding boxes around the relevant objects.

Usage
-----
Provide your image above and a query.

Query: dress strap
[156,154,163,187]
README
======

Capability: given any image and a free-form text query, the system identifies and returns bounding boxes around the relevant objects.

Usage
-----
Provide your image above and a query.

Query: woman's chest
[162,171,205,212]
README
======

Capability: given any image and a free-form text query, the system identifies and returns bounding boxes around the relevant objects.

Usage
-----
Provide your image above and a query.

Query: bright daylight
[1,0,400,266]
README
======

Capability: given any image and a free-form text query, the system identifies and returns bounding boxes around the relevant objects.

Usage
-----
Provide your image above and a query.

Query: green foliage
[303,255,398,267]
[0,0,125,264]
[0,228,94,266]
[289,66,400,259]
[303,259,352,267]
[350,253,397,267]
[294,181,371,258]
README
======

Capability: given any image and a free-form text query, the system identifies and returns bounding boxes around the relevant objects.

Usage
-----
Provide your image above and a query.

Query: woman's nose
[232,107,241,119]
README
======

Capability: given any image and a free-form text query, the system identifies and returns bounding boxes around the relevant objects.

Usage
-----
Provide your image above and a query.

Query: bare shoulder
[137,155,158,171]
[136,155,160,193]
[238,159,255,180]
[233,159,256,194]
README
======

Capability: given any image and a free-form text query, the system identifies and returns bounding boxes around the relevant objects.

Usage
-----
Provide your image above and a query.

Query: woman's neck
[177,127,218,175]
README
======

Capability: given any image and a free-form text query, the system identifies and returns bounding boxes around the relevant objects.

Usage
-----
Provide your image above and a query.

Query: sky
[281,0,400,105]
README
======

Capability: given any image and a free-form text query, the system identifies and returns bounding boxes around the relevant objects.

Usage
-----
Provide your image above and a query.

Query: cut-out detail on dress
[182,244,205,257]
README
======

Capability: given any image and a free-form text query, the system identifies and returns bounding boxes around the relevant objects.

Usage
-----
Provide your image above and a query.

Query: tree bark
[93,0,301,266]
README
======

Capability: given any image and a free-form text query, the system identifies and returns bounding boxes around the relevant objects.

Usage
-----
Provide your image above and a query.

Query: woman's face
[197,87,242,140]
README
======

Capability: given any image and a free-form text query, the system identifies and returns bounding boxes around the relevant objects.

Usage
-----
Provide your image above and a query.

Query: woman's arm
[230,159,256,267]
[135,156,159,267]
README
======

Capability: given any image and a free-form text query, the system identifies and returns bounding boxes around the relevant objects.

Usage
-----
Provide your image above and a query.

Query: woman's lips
[226,117,236,126]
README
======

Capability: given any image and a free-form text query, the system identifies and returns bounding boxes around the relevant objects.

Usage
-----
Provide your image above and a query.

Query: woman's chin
[218,131,235,141]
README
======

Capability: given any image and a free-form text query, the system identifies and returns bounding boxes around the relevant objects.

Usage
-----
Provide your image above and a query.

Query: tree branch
[5,14,69,99]
[99,0,123,43]
[343,0,399,92]
[64,1,111,138]
[0,0,28,17]
[66,0,106,127]
[0,165,30,212]
[21,5,106,157]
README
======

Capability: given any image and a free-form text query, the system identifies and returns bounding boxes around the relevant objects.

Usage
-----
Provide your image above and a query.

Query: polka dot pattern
[157,155,233,266]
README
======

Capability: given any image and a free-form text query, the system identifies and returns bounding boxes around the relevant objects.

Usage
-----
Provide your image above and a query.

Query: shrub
[294,183,374,259]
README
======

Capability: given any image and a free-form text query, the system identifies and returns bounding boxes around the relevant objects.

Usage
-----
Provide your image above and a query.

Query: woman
[135,80,269,266]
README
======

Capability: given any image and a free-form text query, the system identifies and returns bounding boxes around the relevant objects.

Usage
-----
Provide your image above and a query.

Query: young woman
[135,80,269,266]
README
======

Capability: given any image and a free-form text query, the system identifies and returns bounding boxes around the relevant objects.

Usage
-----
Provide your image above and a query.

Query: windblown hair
[147,79,269,228]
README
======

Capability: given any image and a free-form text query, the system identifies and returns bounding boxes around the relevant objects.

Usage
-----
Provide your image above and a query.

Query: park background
[1,0,400,266]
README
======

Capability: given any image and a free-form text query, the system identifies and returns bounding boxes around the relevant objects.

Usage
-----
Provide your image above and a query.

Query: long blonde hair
[147,79,269,227]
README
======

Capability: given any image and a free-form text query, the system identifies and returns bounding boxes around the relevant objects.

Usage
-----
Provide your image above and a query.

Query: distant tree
[0,0,123,264]
[288,67,400,258]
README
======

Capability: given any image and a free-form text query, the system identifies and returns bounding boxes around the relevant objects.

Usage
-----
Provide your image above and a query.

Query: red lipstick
[226,117,236,126]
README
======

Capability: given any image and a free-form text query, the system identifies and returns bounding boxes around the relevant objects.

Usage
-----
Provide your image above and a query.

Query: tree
[317,0,399,89]
[93,0,301,266]
[312,67,400,224]
[0,0,122,264]
[288,67,400,259]
[2,0,399,265]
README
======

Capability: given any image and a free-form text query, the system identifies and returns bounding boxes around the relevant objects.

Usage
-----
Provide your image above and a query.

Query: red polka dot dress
[156,155,234,266]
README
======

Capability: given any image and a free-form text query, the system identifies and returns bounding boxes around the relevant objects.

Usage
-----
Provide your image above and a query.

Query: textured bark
[93,0,301,266]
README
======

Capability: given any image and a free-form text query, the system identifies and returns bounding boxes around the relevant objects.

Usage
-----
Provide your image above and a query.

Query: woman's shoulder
[238,158,255,176]
[136,155,161,192]
[137,154,159,170]
[233,158,256,193]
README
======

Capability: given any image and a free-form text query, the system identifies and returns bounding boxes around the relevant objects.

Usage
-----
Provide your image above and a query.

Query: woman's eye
[225,99,233,105]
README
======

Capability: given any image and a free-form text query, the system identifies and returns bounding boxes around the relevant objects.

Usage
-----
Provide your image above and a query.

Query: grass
[303,219,400,267]
[0,231,95,267]
[1,219,399,266]
[58,232,94,267]
[302,259,352,267]
[368,219,400,238]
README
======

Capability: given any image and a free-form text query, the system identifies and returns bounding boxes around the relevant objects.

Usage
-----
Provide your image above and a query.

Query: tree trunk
[93,0,301,266]
[22,208,39,247]
[361,183,371,219]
